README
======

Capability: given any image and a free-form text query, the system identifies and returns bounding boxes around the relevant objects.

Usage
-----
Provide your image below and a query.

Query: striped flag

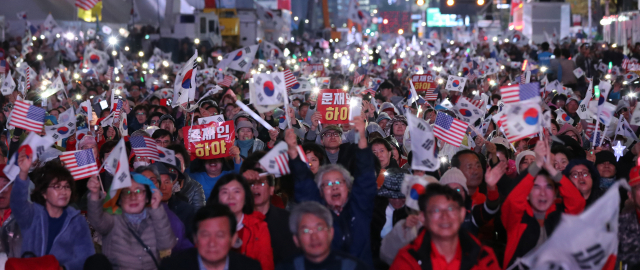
[9,100,45,132]
[258,141,294,177]
[25,67,31,90]
[283,69,297,88]
[76,0,100,10]
[219,75,234,87]
[433,112,468,147]
[130,136,160,160]
[353,70,365,85]
[500,82,540,104]
[111,99,123,122]
[60,149,99,180]
[106,66,115,82]
[424,88,439,101]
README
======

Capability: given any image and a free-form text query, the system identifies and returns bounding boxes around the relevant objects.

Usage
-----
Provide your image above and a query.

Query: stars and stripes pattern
[424,88,439,101]
[76,0,101,10]
[60,149,99,180]
[274,152,290,175]
[283,69,297,88]
[9,100,45,132]
[500,82,539,104]
[433,112,468,147]
[112,99,123,122]
[25,67,31,89]
[585,119,597,138]
[219,75,234,87]
[130,136,160,160]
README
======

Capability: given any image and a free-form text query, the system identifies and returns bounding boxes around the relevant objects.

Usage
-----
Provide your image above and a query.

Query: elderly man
[276,202,369,270]
[286,115,376,267]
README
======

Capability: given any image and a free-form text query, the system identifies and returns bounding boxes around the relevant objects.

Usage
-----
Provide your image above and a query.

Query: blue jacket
[290,146,377,267]
[10,176,95,270]
[189,161,242,200]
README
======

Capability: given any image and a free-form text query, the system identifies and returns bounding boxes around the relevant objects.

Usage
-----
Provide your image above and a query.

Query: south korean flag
[445,76,467,92]
[573,68,585,78]
[254,72,286,106]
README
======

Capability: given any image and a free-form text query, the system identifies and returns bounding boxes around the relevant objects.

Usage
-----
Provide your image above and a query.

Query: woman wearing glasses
[501,141,585,269]
[11,150,95,270]
[86,173,177,269]
[207,174,274,270]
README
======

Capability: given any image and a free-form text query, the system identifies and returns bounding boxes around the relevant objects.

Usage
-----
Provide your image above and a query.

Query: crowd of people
[0,18,638,270]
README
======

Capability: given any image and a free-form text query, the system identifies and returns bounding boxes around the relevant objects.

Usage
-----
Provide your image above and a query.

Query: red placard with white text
[411,74,437,92]
[183,120,235,160]
[317,89,350,125]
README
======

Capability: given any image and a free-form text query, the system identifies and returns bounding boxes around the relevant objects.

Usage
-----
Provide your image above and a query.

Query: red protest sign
[184,120,235,160]
[317,89,350,125]
[411,74,437,92]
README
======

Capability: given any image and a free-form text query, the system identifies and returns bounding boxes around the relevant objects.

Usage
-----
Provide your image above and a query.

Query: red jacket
[390,229,501,270]
[501,168,585,269]
[235,211,274,270]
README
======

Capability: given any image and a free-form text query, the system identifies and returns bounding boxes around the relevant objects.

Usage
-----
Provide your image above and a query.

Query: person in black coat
[160,204,262,270]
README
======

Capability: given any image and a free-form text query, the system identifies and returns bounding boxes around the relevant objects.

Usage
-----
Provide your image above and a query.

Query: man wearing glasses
[128,104,149,133]
[276,201,369,270]
[390,184,500,270]
[304,124,357,168]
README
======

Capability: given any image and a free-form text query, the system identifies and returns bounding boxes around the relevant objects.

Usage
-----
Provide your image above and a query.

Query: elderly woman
[384,115,407,148]
[206,174,274,270]
[234,121,277,159]
[87,172,176,270]
[285,115,376,266]
[515,150,536,174]
[12,154,95,270]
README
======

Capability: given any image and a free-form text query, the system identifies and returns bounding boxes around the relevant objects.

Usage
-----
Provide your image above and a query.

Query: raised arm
[286,128,322,203]
[9,149,36,230]
[86,175,115,234]
[348,116,376,214]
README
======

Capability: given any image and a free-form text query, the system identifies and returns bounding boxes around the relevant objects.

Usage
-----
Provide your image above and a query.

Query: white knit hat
[439,168,468,193]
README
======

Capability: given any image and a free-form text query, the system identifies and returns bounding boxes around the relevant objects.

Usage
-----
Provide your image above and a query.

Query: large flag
[173,51,197,108]
[259,141,291,177]
[106,139,132,198]
[130,136,159,160]
[500,82,540,104]
[347,0,370,25]
[76,0,100,11]
[503,98,542,143]
[513,181,624,270]
[407,114,439,172]
[445,75,467,92]
[60,149,99,180]
[433,112,468,147]
[217,45,258,73]
[3,133,56,181]
[9,100,45,133]
[254,72,286,106]
[1,71,15,96]
[454,97,484,124]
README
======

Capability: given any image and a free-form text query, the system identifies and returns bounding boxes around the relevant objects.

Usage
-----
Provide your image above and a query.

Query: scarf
[237,139,254,157]
[124,209,147,225]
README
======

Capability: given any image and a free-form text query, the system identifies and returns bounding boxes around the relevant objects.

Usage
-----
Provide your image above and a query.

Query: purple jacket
[162,203,193,252]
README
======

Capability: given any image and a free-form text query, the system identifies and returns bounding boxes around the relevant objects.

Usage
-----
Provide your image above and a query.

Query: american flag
[9,100,45,132]
[60,149,99,180]
[274,152,290,175]
[353,71,365,85]
[433,112,468,147]
[468,98,485,109]
[130,136,160,160]
[112,99,123,121]
[283,69,297,88]
[424,88,439,101]
[0,60,6,75]
[585,119,596,138]
[76,0,100,10]
[219,75,234,87]
[500,82,540,104]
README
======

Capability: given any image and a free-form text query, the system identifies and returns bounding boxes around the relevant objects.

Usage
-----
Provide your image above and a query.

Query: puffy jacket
[390,229,501,270]
[290,146,377,267]
[87,195,177,270]
[10,176,95,270]
[178,175,205,209]
[617,205,640,268]
[236,211,274,270]
[501,164,585,269]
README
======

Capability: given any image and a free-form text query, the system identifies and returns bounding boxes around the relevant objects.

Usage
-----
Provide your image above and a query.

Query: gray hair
[134,166,160,181]
[314,164,354,191]
[289,201,333,235]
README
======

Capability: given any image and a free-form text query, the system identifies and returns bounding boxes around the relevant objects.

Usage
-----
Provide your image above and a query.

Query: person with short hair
[390,183,500,270]
[152,129,173,148]
[276,201,369,270]
[159,203,262,270]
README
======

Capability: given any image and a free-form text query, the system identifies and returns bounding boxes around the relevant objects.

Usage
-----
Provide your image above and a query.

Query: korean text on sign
[411,74,436,92]
[317,89,350,125]
[184,120,235,160]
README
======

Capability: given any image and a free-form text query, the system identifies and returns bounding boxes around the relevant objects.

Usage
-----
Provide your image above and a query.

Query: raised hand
[150,190,162,209]
[87,175,101,201]
[485,161,507,188]
[17,148,32,181]
[285,129,299,159]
